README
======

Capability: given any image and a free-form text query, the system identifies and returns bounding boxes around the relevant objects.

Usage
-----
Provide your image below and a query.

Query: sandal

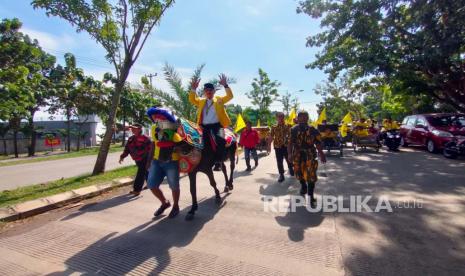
[154,202,171,217]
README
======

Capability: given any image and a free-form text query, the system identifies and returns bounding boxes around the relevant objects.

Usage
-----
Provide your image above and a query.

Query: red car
[399,113,465,153]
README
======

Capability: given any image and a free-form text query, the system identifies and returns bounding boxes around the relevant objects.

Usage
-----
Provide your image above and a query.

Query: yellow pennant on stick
[312,107,327,127]
[234,114,246,133]
[286,108,296,125]
[339,112,352,137]
[342,112,352,124]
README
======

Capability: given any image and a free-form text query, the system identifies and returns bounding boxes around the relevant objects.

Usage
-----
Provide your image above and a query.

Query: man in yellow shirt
[189,74,233,161]
[353,118,370,137]
[382,116,400,132]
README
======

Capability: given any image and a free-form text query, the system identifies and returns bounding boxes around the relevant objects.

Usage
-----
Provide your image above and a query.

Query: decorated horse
[147,107,237,220]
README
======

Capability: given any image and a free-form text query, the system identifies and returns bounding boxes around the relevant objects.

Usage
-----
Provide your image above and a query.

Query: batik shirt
[270,123,291,148]
[289,124,321,161]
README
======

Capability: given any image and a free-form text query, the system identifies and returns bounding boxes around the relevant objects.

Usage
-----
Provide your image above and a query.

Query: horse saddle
[221,127,237,148]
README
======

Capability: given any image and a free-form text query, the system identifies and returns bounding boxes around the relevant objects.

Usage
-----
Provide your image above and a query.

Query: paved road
[0,148,464,275]
[0,152,132,191]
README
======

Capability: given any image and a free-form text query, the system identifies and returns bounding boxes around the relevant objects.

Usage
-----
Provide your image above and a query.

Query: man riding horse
[189,74,233,162]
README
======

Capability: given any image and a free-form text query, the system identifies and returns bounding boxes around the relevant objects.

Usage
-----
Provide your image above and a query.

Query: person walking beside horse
[240,121,260,171]
[119,124,152,196]
[146,108,183,219]
[268,112,294,182]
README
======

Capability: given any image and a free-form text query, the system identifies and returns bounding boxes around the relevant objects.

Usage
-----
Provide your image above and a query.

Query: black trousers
[202,123,226,162]
[274,146,293,175]
[134,158,148,192]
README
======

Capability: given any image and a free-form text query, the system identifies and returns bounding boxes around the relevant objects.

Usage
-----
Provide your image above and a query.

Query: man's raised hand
[191,77,201,91]
[219,73,228,87]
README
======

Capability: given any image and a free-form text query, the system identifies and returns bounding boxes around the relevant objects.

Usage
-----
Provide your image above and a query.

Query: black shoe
[154,202,171,217]
[289,169,294,176]
[310,198,317,208]
[278,174,285,182]
[254,159,258,167]
[246,166,252,171]
[168,206,179,218]
[129,190,141,196]
[300,183,307,195]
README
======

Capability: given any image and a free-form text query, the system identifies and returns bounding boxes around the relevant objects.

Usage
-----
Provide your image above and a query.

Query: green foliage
[279,92,292,116]
[226,104,243,127]
[0,18,44,120]
[32,0,176,174]
[314,77,365,123]
[299,0,465,112]
[0,165,135,208]
[148,63,201,121]
[247,68,281,123]
[120,86,159,126]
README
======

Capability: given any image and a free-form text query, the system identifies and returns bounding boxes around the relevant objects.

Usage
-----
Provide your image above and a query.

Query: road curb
[0,177,134,222]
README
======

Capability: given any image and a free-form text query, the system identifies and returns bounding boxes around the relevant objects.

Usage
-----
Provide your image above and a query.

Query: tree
[33,0,176,174]
[148,63,201,121]
[298,0,465,113]
[279,92,292,116]
[0,123,9,156]
[226,104,243,127]
[49,53,85,152]
[313,78,366,122]
[247,68,281,123]
[74,76,110,150]
[0,18,43,157]
[119,85,159,145]
[291,97,300,112]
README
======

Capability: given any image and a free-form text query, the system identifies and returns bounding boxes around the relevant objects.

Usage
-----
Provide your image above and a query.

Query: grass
[0,165,136,208]
[0,144,124,167]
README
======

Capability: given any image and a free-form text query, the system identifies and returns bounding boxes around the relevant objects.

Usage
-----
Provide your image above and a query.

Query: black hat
[204,83,215,90]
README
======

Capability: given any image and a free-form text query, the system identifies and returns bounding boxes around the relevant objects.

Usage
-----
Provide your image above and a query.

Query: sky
[1,0,326,120]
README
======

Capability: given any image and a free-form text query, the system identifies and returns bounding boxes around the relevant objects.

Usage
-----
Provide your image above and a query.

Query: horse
[183,124,238,221]
[146,107,237,221]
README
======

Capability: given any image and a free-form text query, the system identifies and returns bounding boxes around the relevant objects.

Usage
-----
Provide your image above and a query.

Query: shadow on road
[321,149,465,275]
[47,196,226,275]
[275,203,325,242]
[60,193,139,221]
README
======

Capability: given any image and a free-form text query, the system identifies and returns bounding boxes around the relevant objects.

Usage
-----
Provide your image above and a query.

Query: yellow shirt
[353,122,370,137]
[189,87,234,127]
[382,121,399,131]
[151,125,179,161]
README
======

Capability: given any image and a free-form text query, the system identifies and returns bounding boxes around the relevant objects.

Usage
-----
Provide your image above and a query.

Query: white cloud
[22,28,76,52]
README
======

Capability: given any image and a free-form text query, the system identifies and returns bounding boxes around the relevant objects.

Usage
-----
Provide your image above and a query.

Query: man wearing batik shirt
[119,124,152,196]
[288,111,326,207]
[268,112,294,182]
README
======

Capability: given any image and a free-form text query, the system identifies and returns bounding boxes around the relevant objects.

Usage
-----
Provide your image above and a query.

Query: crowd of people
[119,75,368,217]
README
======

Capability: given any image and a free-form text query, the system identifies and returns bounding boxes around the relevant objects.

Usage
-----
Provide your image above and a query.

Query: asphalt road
[0,152,132,191]
[0,147,464,275]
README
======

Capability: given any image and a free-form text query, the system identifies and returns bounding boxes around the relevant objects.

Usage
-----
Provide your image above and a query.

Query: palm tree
[148,63,203,121]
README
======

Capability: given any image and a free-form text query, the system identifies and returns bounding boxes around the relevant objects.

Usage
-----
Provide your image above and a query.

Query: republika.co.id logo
[262,195,423,213]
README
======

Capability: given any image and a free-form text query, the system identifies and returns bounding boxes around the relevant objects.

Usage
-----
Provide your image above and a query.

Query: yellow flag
[256,119,261,127]
[342,112,352,124]
[286,108,296,125]
[315,107,327,125]
[340,124,348,137]
[234,114,246,133]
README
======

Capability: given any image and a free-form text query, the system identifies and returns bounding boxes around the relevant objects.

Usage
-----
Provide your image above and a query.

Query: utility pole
[145,73,157,87]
